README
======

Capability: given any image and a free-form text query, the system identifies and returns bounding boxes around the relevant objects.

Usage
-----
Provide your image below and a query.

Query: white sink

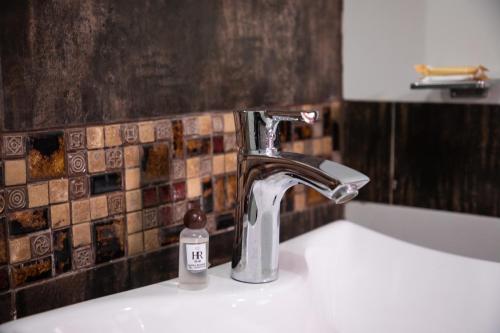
[2,212,500,332]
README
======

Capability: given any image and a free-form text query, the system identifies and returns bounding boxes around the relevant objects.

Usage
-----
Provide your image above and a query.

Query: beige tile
[86,126,104,149]
[49,179,68,203]
[224,152,237,173]
[72,199,91,224]
[212,114,224,133]
[9,237,31,263]
[87,149,106,173]
[51,203,70,228]
[200,156,212,176]
[197,115,212,135]
[187,177,201,198]
[125,168,141,190]
[182,117,198,136]
[104,125,123,147]
[126,190,142,212]
[124,145,140,168]
[72,223,91,247]
[139,121,155,143]
[282,143,293,153]
[292,141,305,154]
[128,233,144,255]
[28,182,49,208]
[312,138,323,156]
[294,192,306,212]
[144,228,160,251]
[90,195,108,220]
[186,157,200,178]
[313,122,323,138]
[212,155,225,175]
[223,112,235,133]
[127,211,143,234]
[322,137,333,155]
[4,159,26,186]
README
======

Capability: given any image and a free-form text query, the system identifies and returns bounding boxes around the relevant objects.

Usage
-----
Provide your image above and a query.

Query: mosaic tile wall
[0,104,341,320]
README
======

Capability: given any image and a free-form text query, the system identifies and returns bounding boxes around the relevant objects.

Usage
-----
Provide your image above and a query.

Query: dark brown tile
[30,232,52,258]
[172,120,184,159]
[69,176,89,200]
[3,134,25,157]
[186,137,211,157]
[159,225,183,246]
[0,218,7,265]
[8,208,49,236]
[67,150,87,176]
[94,217,125,264]
[27,131,65,180]
[187,198,201,210]
[142,208,158,230]
[12,256,52,287]
[172,182,186,202]
[6,186,27,211]
[53,228,71,274]
[278,121,292,144]
[158,184,171,203]
[0,190,4,215]
[107,192,125,216]
[216,213,234,230]
[158,204,173,227]
[293,123,313,140]
[201,177,213,213]
[0,266,9,291]
[142,187,158,208]
[141,143,169,184]
[0,291,13,323]
[90,172,122,195]
[306,187,327,205]
[0,163,3,187]
[65,128,86,151]
[212,136,224,154]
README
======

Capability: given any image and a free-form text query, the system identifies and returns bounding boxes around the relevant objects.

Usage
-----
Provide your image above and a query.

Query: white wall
[343,0,500,104]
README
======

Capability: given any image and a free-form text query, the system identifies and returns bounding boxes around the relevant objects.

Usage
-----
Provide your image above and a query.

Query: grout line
[388,103,396,205]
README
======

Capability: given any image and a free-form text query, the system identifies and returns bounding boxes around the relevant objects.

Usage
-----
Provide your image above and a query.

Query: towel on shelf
[414,64,488,82]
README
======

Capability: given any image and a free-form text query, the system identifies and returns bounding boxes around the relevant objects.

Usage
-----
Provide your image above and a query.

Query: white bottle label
[186,243,207,272]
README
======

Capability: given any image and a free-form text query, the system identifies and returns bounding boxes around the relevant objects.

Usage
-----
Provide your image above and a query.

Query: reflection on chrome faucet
[231,109,370,283]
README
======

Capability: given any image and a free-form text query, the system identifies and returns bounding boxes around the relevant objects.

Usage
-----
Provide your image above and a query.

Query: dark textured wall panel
[0,0,341,131]
[343,102,392,203]
[394,103,500,217]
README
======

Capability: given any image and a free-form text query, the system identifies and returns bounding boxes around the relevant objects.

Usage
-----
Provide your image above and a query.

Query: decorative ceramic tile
[105,148,123,170]
[171,160,186,180]
[124,145,140,168]
[27,182,49,208]
[8,208,49,236]
[126,211,143,234]
[89,195,109,220]
[158,205,173,226]
[186,157,200,178]
[201,177,213,213]
[200,157,212,176]
[294,192,306,212]
[0,191,4,215]
[224,133,236,152]
[30,233,51,258]
[212,136,224,154]
[224,153,237,173]
[212,155,225,175]
[6,187,27,211]
[186,138,211,157]
[90,172,122,195]
[94,217,125,264]
[172,120,184,158]
[292,141,304,154]
[187,198,201,210]
[73,245,93,269]
[182,117,198,136]
[212,115,224,133]
[121,124,139,144]
[11,256,52,287]
[213,177,225,212]
[303,140,313,155]
[312,138,323,155]
[313,122,323,138]
[27,132,65,180]
[322,137,333,155]
[87,149,106,173]
[0,266,9,291]
[0,163,3,187]
[71,199,91,224]
[141,143,169,184]
[172,182,187,202]
[225,174,237,209]
[159,225,183,246]
[186,177,201,198]
[9,236,31,263]
[3,135,25,157]
[198,115,212,135]
[127,233,144,255]
[69,176,89,200]
[172,201,187,221]
[142,187,158,208]
[144,228,160,251]
[142,208,158,230]
[125,190,142,212]
[158,185,171,203]
[4,159,27,186]
[223,113,235,133]
[72,222,91,247]
[68,151,87,176]
[155,120,172,141]
[49,179,69,204]
[86,127,104,149]
[50,203,70,229]
[53,228,71,274]
[66,128,86,151]
[139,121,155,143]
[125,168,141,190]
[104,125,122,147]
[107,193,125,216]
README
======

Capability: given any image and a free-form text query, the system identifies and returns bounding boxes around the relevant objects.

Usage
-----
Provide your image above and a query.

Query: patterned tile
[0,191,5,215]
[121,124,139,144]
[105,148,123,170]
[107,193,125,216]
[155,120,172,141]
[65,128,86,151]
[69,176,89,200]
[3,135,25,157]
[171,160,186,180]
[212,115,224,133]
[30,233,52,258]
[68,151,87,176]
[182,117,198,136]
[73,245,93,269]
[6,187,27,211]
[142,208,158,230]
[172,201,187,222]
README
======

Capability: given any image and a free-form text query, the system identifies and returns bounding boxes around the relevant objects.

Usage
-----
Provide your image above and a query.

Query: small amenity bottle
[178,208,209,290]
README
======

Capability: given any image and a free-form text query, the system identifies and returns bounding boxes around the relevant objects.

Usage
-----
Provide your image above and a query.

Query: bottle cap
[183,208,207,229]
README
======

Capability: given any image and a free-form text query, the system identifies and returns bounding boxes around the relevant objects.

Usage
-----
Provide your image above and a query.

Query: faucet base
[231,271,278,284]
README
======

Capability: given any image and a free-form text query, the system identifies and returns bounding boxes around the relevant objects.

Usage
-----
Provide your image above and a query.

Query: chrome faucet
[231,109,369,283]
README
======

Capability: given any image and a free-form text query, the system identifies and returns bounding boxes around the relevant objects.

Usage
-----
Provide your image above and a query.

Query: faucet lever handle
[265,110,319,124]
